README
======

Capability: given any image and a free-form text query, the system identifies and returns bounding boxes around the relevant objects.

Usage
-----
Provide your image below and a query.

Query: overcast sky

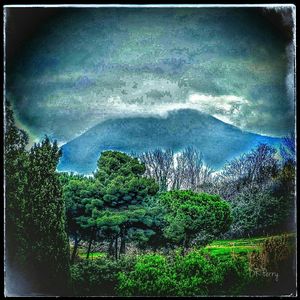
[6,6,295,145]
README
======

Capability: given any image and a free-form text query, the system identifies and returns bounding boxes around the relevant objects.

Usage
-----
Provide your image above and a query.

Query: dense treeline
[5,101,296,296]
[62,153,231,261]
[61,142,295,266]
[139,143,295,238]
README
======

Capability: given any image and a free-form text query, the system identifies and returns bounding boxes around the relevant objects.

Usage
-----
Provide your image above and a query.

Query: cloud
[7,7,294,143]
[72,92,250,131]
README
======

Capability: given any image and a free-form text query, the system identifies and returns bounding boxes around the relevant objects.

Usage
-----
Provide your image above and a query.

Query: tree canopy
[159,190,232,253]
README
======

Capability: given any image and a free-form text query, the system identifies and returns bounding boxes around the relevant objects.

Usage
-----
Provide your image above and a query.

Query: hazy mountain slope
[58,109,282,174]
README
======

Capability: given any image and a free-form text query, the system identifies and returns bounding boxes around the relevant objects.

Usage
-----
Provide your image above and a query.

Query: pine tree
[95,151,159,259]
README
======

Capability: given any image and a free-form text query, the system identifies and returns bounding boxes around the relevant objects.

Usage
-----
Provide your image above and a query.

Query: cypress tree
[24,137,70,295]
[4,101,30,294]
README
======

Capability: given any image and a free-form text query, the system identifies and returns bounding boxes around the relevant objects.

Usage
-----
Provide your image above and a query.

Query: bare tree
[139,148,174,191]
[280,132,296,165]
[140,147,214,192]
[218,143,279,200]
[174,146,214,191]
[172,151,187,190]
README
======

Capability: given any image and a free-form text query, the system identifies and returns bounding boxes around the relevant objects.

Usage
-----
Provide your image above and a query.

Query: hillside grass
[203,232,296,259]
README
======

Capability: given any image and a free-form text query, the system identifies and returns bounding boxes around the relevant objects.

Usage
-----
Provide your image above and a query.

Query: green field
[203,233,295,259]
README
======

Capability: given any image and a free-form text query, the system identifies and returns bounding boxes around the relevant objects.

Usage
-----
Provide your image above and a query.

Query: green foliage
[219,143,295,238]
[71,256,137,296]
[5,102,29,267]
[96,151,158,208]
[117,250,252,296]
[61,173,104,261]
[94,151,159,258]
[62,151,160,261]
[5,99,296,296]
[5,102,72,295]
[229,187,290,237]
[23,137,71,294]
[271,161,296,232]
[95,151,145,183]
[158,190,232,249]
[139,196,169,250]
[202,234,292,260]
[70,234,296,296]
[65,177,103,229]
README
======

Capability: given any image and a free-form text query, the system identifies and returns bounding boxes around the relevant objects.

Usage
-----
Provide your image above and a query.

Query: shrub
[117,250,252,296]
[248,234,296,295]
[249,234,294,273]
[70,256,136,296]
[217,255,253,295]
[118,254,173,296]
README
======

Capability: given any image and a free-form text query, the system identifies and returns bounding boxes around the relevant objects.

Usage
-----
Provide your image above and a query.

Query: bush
[71,237,296,296]
[248,234,296,295]
[117,250,252,296]
[70,256,136,296]
[118,254,173,296]
[216,255,252,295]
[249,234,294,273]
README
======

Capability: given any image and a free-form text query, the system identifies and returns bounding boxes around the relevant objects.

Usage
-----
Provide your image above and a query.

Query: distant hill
[58,109,282,174]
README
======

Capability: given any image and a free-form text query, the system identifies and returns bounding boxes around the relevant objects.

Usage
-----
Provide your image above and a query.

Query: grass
[78,251,106,259]
[203,232,296,259]
[71,246,106,260]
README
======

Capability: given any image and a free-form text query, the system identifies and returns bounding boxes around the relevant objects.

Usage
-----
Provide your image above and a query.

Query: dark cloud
[6,7,295,143]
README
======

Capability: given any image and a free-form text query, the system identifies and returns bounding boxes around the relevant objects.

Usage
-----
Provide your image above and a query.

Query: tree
[158,190,232,255]
[173,146,213,191]
[216,143,295,238]
[4,101,29,294]
[227,186,291,237]
[62,174,103,262]
[75,193,104,260]
[139,147,214,192]
[134,196,168,252]
[278,133,296,228]
[24,137,70,294]
[139,149,174,191]
[218,144,279,200]
[280,133,295,165]
[272,135,296,233]
[95,151,159,259]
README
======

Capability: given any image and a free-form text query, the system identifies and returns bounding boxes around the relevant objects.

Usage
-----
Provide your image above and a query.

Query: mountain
[57,109,282,174]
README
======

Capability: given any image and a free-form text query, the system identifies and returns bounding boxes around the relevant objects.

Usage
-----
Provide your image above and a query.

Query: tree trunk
[71,233,81,263]
[115,235,118,261]
[86,227,95,259]
[108,238,114,257]
[120,228,126,257]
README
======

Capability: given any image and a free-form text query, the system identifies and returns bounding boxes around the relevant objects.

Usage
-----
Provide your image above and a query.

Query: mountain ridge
[58,109,282,174]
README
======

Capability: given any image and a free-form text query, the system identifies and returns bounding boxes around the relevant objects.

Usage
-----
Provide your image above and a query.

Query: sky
[6,6,295,146]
